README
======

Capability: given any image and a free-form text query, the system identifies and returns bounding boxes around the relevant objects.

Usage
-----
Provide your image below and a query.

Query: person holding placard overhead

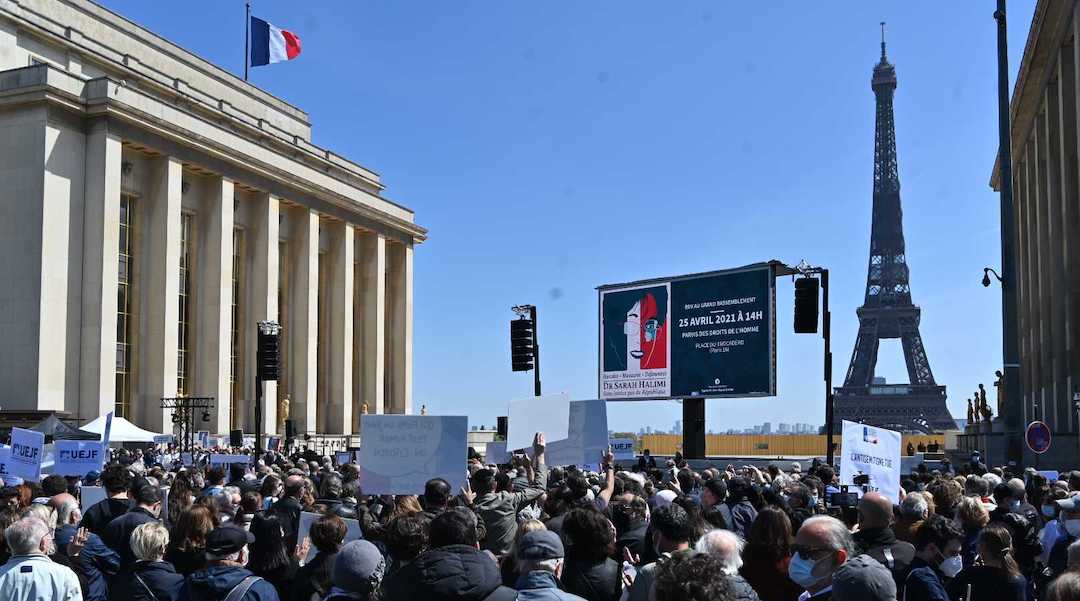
[466,432,547,557]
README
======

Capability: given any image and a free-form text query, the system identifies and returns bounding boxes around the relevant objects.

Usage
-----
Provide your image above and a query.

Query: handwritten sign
[544,399,610,468]
[8,428,44,481]
[357,415,467,495]
[54,441,105,477]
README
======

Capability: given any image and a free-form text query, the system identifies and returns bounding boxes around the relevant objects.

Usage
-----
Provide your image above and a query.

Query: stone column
[289,207,319,434]
[386,241,413,415]
[356,231,386,422]
[80,122,121,420]
[326,221,354,434]
[1064,26,1080,432]
[1045,84,1067,429]
[139,156,182,432]
[1035,108,1052,424]
[196,177,234,433]
[246,193,279,436]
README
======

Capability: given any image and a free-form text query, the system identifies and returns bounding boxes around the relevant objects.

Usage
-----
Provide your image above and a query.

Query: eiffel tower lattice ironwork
[833,26,956,434]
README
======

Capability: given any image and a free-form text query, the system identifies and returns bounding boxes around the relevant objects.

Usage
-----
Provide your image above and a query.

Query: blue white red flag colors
[250,15,301,67]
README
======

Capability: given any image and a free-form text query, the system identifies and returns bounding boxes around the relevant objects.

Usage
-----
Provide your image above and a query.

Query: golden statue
[361,403,369,415]
[278,395,290,431]
[420,404,428,416]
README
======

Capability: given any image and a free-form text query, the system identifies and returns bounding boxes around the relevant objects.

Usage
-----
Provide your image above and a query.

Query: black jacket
[103,507,160,565]
[615,522,647,563]
[562,558,621,601]
[853,526,915,596]
[81,497,133,536]
[289,551,337,601]
[269,496,303,549]
[379,544,517,601]
[164,544,206,577]
[110,560,185,601]
[987,508,1041,572]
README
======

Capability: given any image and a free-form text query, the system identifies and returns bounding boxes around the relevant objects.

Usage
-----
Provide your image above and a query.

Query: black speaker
[285,419,296,441]
[794,277,819,334]
[230,429,243,448]
[510,318,535,371]
[497,416,508,439]
[257,328,280,380]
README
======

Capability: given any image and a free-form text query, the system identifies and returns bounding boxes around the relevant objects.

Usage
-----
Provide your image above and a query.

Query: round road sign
[1025,421,1052,454]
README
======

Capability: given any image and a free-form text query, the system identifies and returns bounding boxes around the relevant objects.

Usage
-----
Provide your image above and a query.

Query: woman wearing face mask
[905,515,964,601]
[947,524,1027,601]
[1048,497,1080,578]
[1039,490,1068,567]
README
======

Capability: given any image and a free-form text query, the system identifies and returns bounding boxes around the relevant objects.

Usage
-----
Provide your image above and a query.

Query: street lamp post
[993,0,1023,467]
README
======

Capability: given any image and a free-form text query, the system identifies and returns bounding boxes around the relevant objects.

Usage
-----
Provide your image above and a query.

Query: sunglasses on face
[791,544,833,560]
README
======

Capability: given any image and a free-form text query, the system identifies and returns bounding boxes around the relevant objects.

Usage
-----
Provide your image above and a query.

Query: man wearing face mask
[904,515,963,601]
[852,492,914,597]
[1048,495,1080,578]
[788,515,855,601]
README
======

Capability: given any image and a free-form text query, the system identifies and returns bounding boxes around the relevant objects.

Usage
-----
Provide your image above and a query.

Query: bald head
[284,475,305,498]
[858,492,894,529]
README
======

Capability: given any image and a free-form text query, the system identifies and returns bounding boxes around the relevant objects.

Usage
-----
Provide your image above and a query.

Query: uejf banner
[599,263,776,400]
[839,420,901,502]
[8,428,44,482]
[54,441,105,477]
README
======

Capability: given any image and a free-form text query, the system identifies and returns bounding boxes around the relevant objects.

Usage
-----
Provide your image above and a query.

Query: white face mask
[1065,519,1080,538]
[938,553,963,578]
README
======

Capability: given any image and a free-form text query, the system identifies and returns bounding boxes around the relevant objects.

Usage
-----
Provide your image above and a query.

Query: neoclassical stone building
[0,0,425,436]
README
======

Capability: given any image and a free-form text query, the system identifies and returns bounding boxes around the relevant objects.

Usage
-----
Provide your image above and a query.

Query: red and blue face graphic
[603,286,668,372]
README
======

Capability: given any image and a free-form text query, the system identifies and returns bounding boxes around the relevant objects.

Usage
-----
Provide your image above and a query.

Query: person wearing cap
[181,526,279,601]
[1048,495,1080,578]
[322,540,385,601]
[512,530,586,601]
[831,554,897,601]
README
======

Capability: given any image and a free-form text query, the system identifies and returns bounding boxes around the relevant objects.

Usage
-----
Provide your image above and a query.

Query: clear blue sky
[99,1,1036,433]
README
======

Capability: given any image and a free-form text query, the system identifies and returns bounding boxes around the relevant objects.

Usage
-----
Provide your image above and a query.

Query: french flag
[250,16,301,67]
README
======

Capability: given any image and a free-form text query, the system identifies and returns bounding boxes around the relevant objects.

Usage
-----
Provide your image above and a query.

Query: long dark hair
[247,513,290,574]
[744,507,794,562]
[979,523,1020,579]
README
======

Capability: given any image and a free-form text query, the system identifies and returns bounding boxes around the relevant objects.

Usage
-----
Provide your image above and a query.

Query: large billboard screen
[599,263,776,401]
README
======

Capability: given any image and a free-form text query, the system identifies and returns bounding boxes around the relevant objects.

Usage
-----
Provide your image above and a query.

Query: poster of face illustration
[599,264,776,401]
[599,283,671,400]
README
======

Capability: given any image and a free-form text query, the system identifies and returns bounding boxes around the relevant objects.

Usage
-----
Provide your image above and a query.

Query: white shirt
[0,554,82,601]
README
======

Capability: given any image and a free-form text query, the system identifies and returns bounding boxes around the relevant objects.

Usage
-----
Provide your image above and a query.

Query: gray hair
[964,475,990,498]
[5,516,50,555]
[131,521,170,561]
[56,500,80,526]
[21,504,57,531]
[694,529,745,575]
[800,515,857,557]
[900,492,929,519]
[518,558,563,575]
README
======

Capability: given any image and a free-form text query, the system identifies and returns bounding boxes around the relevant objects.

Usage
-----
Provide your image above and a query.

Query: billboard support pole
[824,269,835,466]
[683,398,705,460]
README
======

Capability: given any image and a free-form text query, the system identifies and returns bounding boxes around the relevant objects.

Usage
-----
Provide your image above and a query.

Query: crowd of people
[0,438,1079,601]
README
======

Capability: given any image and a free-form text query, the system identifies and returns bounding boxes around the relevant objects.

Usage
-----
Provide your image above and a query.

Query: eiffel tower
[833,27,956,434]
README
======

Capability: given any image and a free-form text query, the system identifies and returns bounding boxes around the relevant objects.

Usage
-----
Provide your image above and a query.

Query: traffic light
[257,324,280,380]
[511,317,535,372]
[794,277,819,334]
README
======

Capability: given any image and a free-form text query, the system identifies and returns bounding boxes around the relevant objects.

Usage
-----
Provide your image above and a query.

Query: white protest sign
[8,428,44,481]
[485,442,508,464]
[153,435,173,445]
[80,486,106,511]
[839,420,901,502]
[544,399,609,468]
[297,511,362,560]
[0,445,9,480]
[507,393,570,452]
[197,431,209,448]
[609,438,635,461]
[357,415,467,495]
[209,454,251,466]
[54,441,105,477]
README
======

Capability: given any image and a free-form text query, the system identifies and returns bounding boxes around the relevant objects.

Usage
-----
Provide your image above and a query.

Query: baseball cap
[206,526,255,556]
[833,554,897,601]
[517,530,564,560]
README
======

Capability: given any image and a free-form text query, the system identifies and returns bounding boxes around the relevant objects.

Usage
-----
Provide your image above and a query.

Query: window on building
[177,212,194,395]
[231,228,244,429]
[116,194,136,418]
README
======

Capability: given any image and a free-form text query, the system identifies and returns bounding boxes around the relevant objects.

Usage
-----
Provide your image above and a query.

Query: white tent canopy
[79,415,164,442]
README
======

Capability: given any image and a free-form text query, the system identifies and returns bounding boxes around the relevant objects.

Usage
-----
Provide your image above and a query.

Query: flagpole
[243,1,250,81]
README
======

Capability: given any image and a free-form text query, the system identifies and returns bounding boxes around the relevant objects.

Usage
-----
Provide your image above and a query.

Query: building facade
[981,0,1080,465]
[0,0,425,436]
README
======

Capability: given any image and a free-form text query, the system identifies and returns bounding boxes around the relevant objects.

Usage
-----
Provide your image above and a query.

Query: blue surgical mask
[1043,505,1057,518]
[788,553,824,588]
[1009,500,1021,513]
[808,495,818,509]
